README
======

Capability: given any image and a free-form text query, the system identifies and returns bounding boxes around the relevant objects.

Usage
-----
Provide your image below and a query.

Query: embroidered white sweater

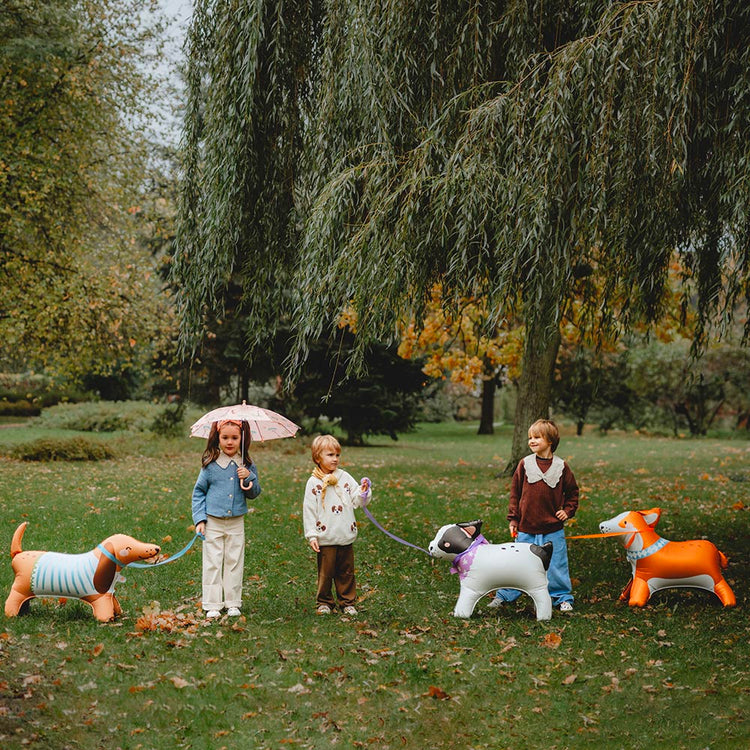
[303,469,363,546]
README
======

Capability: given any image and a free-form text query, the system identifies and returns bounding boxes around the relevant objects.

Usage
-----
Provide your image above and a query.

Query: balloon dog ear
[456,520,483,539]
[439,521,482,554]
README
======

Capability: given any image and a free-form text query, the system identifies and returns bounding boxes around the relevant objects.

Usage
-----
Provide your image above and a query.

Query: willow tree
[176,0,750,468]
[174,0,323,358]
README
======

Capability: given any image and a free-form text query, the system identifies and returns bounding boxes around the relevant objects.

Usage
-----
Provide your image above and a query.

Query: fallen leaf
[562,674,577,685]
[288,683,311,695]
[541,632,562,649]
[425,685,450,700]
[170,676,190,689]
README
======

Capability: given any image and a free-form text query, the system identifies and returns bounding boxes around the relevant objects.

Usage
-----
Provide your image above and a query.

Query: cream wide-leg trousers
[201,515,245,611]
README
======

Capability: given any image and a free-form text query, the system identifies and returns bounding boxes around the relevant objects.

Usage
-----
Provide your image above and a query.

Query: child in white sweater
[303,435,371,615]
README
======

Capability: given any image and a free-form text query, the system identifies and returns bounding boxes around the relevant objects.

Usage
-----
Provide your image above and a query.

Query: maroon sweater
[508,455,579,535]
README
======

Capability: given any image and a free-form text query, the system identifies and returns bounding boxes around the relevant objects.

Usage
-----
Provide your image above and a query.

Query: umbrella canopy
[189,401,300,442]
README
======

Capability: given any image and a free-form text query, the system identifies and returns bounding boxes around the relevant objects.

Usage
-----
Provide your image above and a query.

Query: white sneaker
[559,601,574,612]
[487,597,504,609]
[205,609,221,619]
[342,605,358,615]
[316,605,332,615]
[227,607,241,617]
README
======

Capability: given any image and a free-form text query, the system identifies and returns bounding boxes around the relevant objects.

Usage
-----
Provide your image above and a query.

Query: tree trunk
[502,328,562,476]
[477,376,496,435]
[240,368,250,404]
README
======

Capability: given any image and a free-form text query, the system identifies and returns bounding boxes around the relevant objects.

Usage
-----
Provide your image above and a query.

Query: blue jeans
[494,528,573,606]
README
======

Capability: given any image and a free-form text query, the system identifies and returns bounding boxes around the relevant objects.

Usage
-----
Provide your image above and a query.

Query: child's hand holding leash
[359,477,371,506]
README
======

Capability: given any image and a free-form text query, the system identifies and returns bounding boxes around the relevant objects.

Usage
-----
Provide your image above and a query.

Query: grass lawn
[0,421,747,749]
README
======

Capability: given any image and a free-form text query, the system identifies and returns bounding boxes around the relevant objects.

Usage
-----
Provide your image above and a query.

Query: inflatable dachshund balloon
[599,508,736,607]
[5,522,161,622]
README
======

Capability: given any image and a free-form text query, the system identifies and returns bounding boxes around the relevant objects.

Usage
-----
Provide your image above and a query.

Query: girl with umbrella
[191,419,262,619]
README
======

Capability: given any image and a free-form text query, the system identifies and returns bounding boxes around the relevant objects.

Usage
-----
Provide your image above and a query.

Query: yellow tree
[398,286,523,434]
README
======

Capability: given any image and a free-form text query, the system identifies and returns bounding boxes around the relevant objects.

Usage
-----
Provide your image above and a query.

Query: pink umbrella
[189,401,300,442]
[190,401,300,488]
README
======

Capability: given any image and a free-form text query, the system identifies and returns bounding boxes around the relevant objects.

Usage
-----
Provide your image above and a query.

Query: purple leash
[358,477,430,556]
[361,505,431,557]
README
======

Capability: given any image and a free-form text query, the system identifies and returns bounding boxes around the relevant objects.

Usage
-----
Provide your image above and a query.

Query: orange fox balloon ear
[639,508,661,528]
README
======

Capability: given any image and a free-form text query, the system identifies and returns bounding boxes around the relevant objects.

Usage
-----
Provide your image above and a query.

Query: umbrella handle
[240,431,251,491]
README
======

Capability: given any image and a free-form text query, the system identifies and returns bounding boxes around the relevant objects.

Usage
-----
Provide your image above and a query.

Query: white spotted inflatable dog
[428,520,553,621]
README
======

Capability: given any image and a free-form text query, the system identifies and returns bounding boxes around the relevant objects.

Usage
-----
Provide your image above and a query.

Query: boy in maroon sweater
[490,419,579,612]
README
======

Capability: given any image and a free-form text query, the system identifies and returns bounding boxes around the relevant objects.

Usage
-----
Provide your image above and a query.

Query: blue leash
[97,533,203,569]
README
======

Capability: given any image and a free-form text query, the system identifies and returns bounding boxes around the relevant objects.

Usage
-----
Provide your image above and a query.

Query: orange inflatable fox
[599,508,736,607]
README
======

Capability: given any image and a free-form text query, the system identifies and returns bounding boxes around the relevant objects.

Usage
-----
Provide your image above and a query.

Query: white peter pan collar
[523,454,564,488]
[216,452,242,469]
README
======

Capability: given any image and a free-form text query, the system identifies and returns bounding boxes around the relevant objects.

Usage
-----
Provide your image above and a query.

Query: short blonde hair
[311,434,341,466]
[528,419,560,452]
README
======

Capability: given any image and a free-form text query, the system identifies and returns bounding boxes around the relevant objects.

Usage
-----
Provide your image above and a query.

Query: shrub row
[34,401,168,433]
[0,373,91,415]
[10,438,116,462]
[0,399,41,417]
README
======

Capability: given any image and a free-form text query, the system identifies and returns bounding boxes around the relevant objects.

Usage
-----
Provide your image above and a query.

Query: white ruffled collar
[523,454,564,488]
[216,452,242,469]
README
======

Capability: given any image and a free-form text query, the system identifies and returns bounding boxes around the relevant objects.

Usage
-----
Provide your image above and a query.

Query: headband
[217,419,243,431]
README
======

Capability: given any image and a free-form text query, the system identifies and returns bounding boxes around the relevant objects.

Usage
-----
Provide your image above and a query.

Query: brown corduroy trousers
[316,544,356,608]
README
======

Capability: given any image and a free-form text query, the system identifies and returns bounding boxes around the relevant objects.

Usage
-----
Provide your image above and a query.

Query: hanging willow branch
[174,0,750,375]
[173,0,323,354]
[288,0,750,371]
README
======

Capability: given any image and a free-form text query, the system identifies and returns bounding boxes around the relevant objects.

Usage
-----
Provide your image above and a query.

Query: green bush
[34,401,160,432]
[0,372,91,410]
[0,398,41,417]
[149,401,186,437]
[10,437,116,461]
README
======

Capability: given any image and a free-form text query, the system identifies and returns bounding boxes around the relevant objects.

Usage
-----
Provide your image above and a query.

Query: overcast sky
[163,0,192,27]
[150,1,193,144]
